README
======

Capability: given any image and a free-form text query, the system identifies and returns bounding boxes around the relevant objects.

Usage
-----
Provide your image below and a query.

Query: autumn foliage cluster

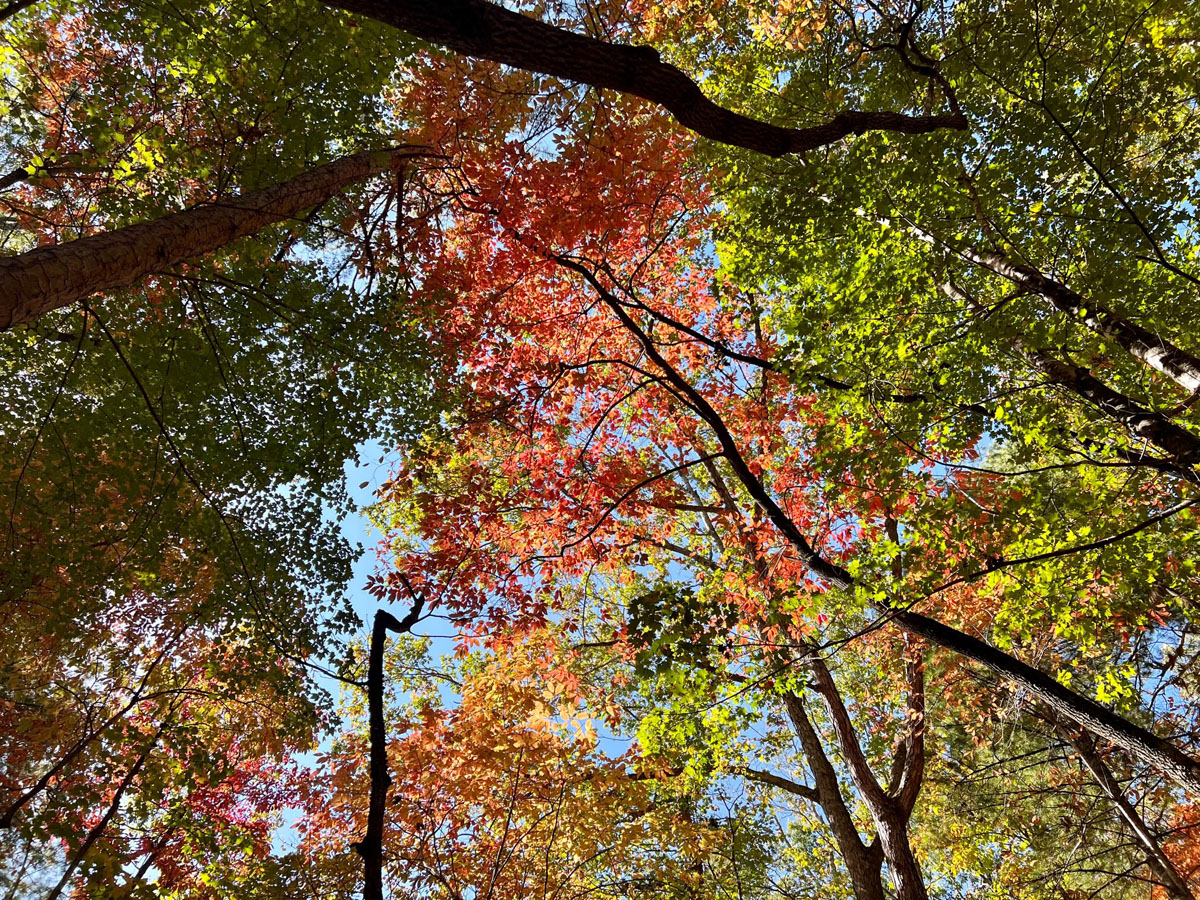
[3,0,1200,898]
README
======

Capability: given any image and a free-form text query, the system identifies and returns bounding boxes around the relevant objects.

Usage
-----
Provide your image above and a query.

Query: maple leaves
[3,0,1200,896]
[0,436,315,893]
[302,627,715,899]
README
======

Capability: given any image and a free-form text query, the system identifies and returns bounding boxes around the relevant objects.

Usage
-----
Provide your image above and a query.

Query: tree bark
[781,691,888,900]
[805,654,929,900]
[355,595,425,900]
[888,637,926,817]
[739,766,821,803]
[0,0,37,24]
[355,609,403,900]
[1022,345,1200,465]
[958,245,1200,395]
[323,0,966,158]
[939,280,1200,470]
[0,147,429,331]
[1052,719,1196,900]
[889,607,1200,795]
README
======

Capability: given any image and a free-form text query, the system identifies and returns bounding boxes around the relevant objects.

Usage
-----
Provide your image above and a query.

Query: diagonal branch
[939,281,1200,469]
[0,147,435,330]
[44,720,168,900]
[780,691,887,900]
[922,225,1200,394]
[737,766,820,804]
[1050,715,1197,900]
[0,0,36,23]
[324,0,966,157]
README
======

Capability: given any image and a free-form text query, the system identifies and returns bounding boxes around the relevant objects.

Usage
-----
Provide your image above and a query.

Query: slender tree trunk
[323,0,965,158]
[0,147,429,331]
[561,256,1200,797]
[355,596,424,900]
[355,609,404,900]
[1051,717,1196,900]
[887,635,926,817]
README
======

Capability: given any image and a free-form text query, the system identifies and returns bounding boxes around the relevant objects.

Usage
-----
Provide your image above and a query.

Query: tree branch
[0,147,435,330]
[324,0,966,157]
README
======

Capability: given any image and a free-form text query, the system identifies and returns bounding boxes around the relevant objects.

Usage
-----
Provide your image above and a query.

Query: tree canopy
[3,0,1200,898]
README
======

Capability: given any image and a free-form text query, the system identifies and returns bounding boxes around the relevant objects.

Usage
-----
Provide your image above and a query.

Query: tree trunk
[355,596,424,900]
[1022,345,1200,465]
[781,691,888,900]
[940,280,1200,470]
[1052,718,1196,900]
[323,0,966,157]
[355,609,404,900]
[874,816,928,900]
[0,147,428,331]
[805,654,929,900]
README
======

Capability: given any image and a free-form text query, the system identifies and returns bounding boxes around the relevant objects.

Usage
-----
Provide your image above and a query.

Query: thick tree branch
[804,649,929,900]
[807,654,890,810]
[0,0,36,23]
[938,282,1200,470]
[1024,345,1200,466]
[781,691,887,900]
[738,766,820,803]
[324,0,966,157]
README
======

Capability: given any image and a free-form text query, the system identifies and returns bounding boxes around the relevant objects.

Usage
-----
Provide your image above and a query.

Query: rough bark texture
[961,245,1200,394]
[782,691,888,900]
[1058,723,1196,900]
[324,0,966,157]
[0,147,426,331]
[1023,345,1200,465]
[806,654,929,900]
[890,606,1200,795]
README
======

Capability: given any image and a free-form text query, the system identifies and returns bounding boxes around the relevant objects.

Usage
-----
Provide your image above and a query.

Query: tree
[301,623,728,899]
[5,0,1200,896]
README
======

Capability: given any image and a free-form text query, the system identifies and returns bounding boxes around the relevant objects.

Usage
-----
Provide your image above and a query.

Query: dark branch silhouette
[324,0,966,157]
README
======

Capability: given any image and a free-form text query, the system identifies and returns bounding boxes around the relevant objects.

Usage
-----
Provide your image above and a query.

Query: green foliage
[5,0,1200,896]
